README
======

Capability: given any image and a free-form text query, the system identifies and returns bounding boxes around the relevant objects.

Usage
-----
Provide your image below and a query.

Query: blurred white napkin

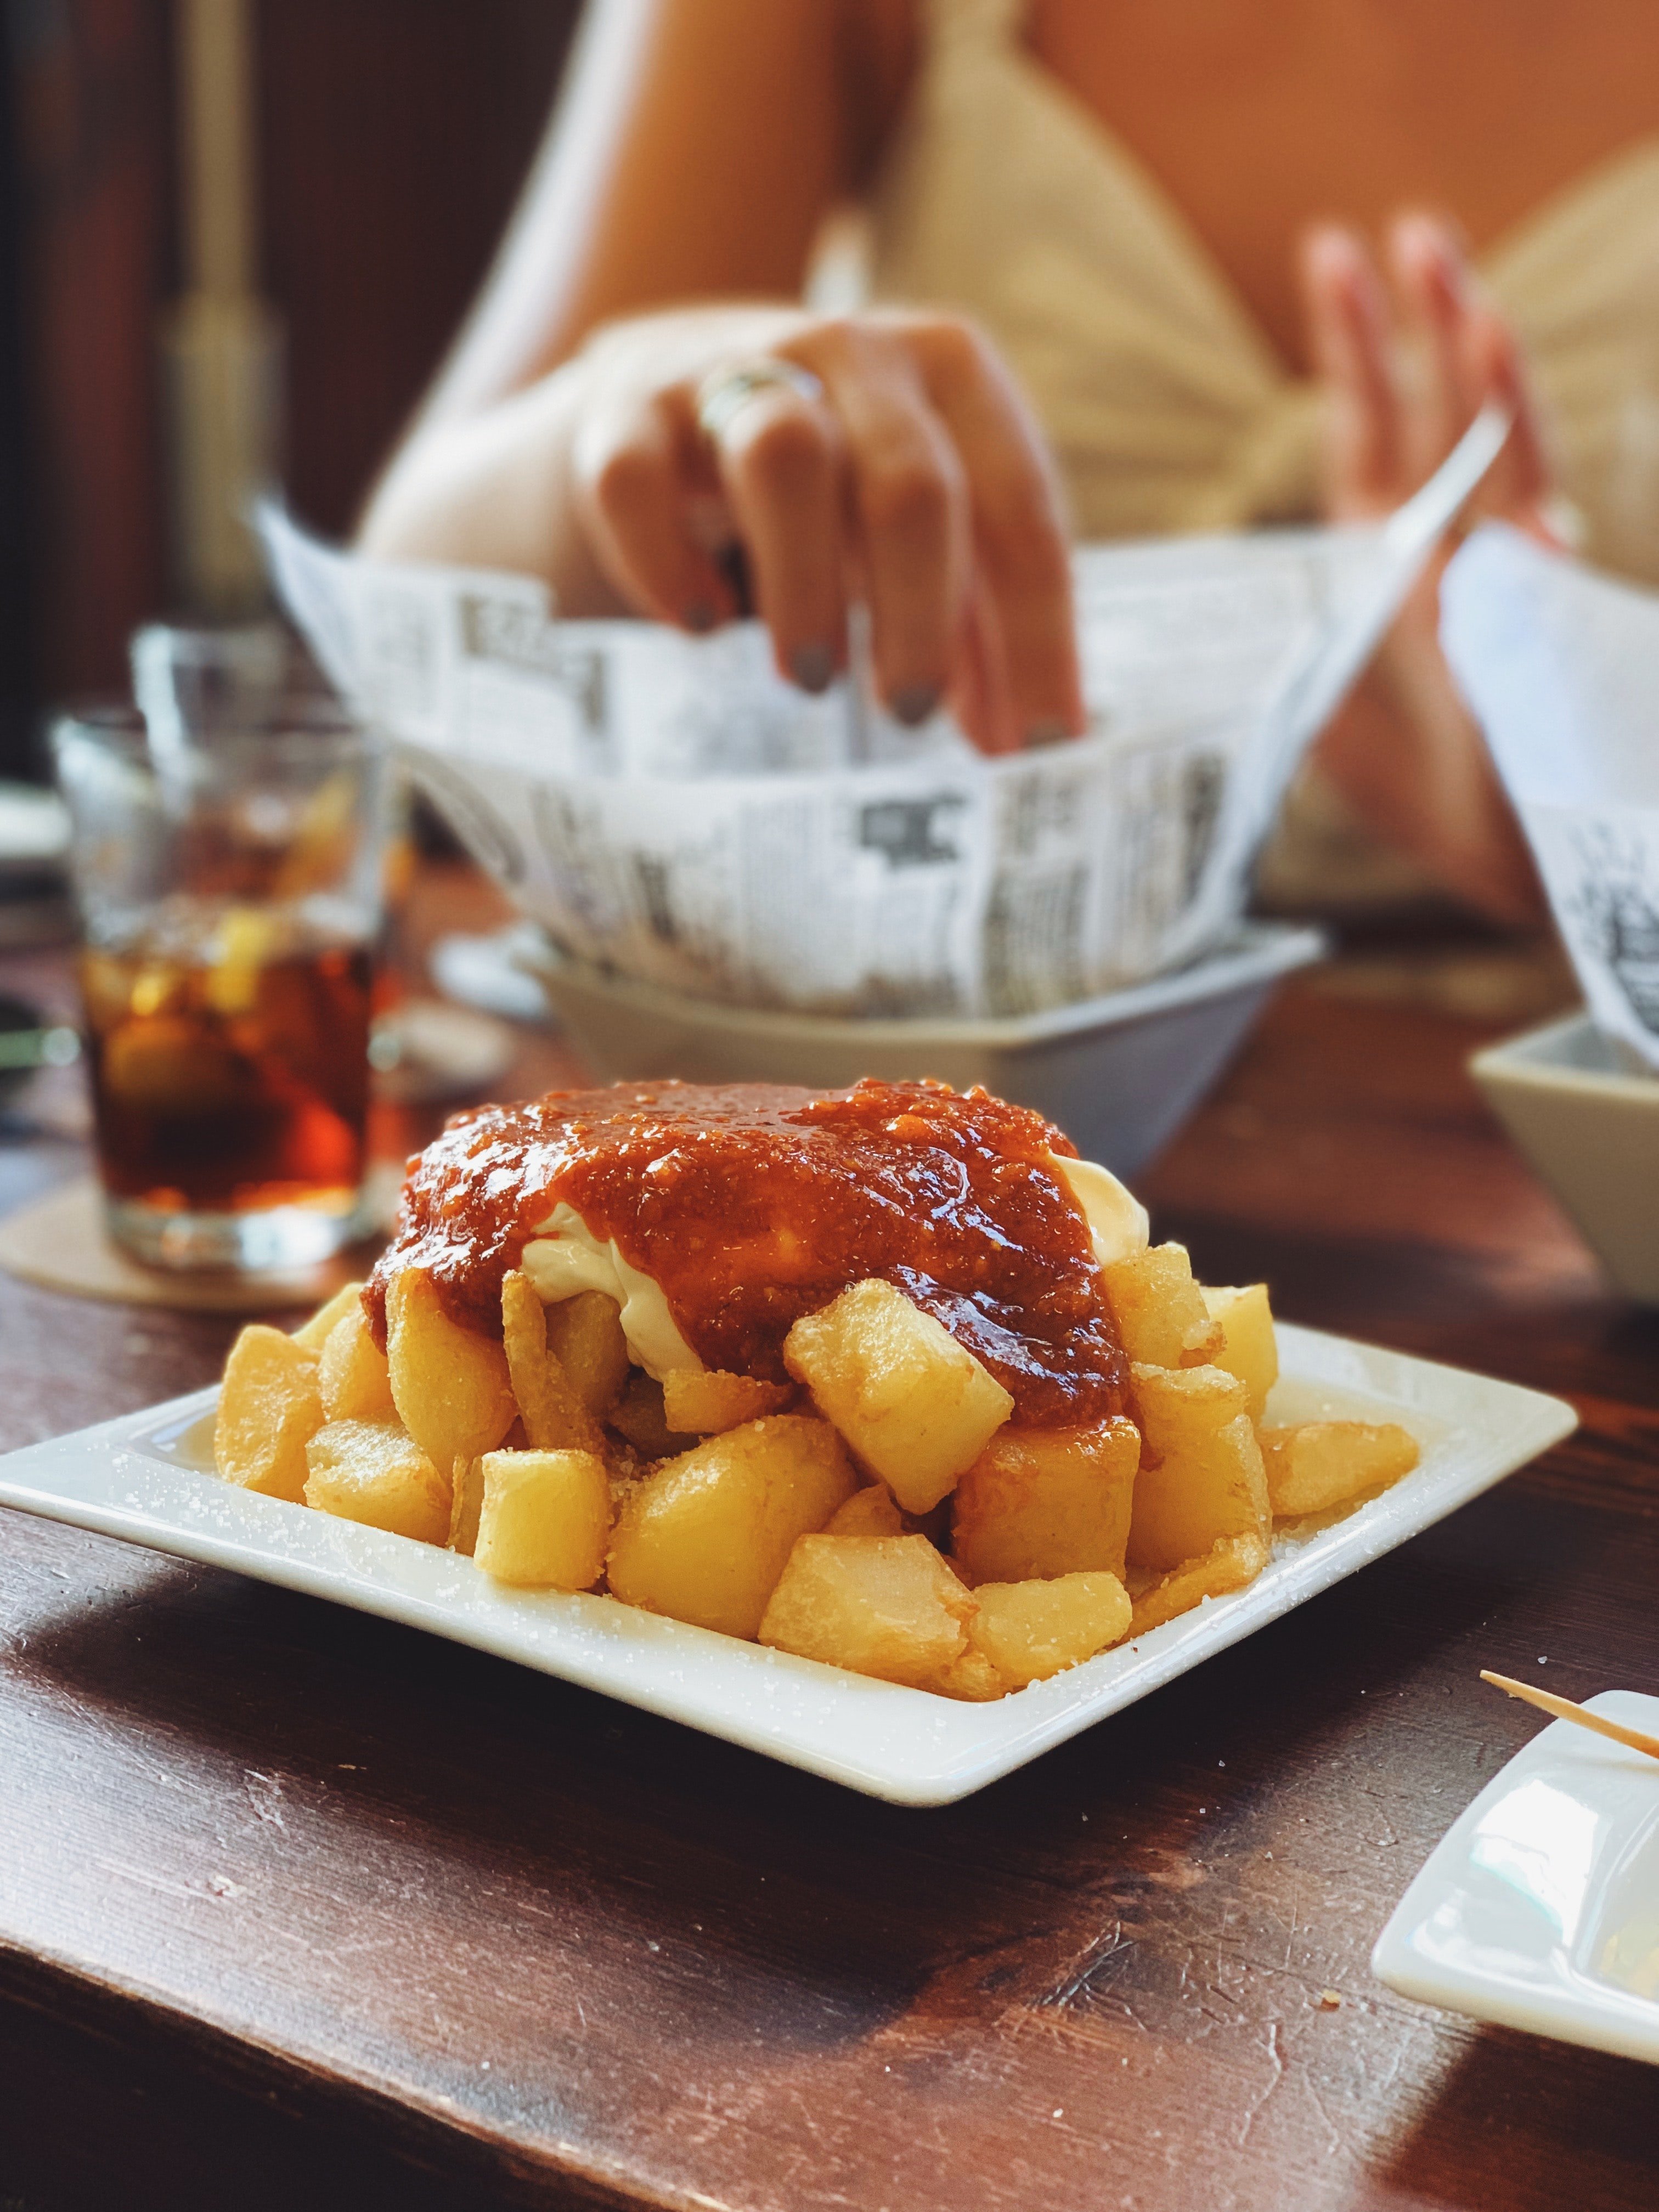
[1442,526,1659,1071]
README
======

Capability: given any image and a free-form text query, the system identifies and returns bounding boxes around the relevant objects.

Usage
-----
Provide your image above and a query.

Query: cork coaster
[0,1173,396,1314]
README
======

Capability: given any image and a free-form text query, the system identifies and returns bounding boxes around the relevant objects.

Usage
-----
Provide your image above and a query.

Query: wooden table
[2,887,1656,2212]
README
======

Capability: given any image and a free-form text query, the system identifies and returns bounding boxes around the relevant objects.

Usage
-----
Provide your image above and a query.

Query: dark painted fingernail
[683,601,717,634]
[1024,719,1071,749]
[715,541,753,616]
[790,642,837,695]
[890,682,941,727]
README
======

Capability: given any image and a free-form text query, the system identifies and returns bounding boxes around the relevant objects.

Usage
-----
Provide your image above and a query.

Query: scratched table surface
[2,879,1656,2212]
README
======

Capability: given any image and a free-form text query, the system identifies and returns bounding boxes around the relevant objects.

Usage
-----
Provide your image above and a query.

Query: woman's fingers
[1386,212,1482,476]
[1460,300,1558,532]
[572,387,739,631]
[1301,223,1403,518]
[702,313,1081,746]
[572,307,1084,749]
[1384,210,1558,532]
[798,320,973,723]
[914,317,1084,746]
[949,569,1027,755]
[704,374,848,690]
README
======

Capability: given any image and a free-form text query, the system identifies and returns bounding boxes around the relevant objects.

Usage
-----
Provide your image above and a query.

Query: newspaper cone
[1442,524,1659,1074]
[262,411,1504,1020]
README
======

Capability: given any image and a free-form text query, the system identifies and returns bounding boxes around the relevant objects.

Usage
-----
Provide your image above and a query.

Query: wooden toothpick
[1480,1672,1659,1764]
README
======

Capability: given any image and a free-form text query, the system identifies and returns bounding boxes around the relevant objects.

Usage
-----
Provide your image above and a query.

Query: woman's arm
[413,0,910,427]
[360,0,861,597]
[359,0,1084,751]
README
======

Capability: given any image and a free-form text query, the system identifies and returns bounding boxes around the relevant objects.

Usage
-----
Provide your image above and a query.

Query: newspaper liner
[1442,524,1659,1073]
[262,409,1504,1019]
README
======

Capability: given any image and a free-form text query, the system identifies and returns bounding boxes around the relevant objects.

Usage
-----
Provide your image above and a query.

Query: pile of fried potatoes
[213,1243,1420,1701]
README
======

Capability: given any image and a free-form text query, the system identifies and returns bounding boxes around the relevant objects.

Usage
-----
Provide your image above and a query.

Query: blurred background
[0,0,588,782]
[0,0,1609,1277]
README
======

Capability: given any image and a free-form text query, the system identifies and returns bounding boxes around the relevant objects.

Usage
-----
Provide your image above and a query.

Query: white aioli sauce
[1047,1153,1150,1268]
[520,1202,702,1379]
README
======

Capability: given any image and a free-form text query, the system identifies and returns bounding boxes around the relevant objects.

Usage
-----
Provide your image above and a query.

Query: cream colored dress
[864,0,1659,580]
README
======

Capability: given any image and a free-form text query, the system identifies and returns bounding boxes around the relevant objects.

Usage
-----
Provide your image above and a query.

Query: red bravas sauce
[366,1079,1126,1426]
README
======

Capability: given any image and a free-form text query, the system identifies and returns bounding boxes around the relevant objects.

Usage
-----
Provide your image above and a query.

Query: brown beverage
[81,915,374,1218]
[55,699,386,1271]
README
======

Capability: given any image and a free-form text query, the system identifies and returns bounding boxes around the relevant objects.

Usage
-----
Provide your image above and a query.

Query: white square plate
[0,1324,1574,1805]
[1372,1691,1659,2063]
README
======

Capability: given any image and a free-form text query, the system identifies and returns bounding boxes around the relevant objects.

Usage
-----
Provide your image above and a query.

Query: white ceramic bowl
[523,922,1325,1176]
[1471,1012,1659,1303]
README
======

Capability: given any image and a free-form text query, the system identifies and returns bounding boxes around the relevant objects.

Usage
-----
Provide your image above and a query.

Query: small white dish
[0,781,70,886]
[526,921,1326,1176]
[428,922,551,1025]
[369,998,517,1107]
[1471,1012,1659,1303]
[0,1326,1572,1805]
[1373,1691,1659,2064]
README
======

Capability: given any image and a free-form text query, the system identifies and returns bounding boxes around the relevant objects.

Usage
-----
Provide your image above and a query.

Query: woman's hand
[365,304,1085,756]
[574,305,1087,752]
[1299,213,1554,922]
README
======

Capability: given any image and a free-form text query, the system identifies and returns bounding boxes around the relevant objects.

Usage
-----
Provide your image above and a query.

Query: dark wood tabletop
[2,876,1656,2212]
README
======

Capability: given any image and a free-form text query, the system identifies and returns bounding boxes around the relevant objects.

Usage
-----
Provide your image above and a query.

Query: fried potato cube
[607,1414,857,1639]
[662,1368,795,1434]
[607,1373,699,1460]
[824,1483,906,1537]
[783,1278,1013,1514]
[544,1290,630,1418]
[933,1647,1010,1702]
[758,1534,975,1688]
[318,1305,397,1422]
[290,1279,366,1354]
[966,1571,1132,1688]
[1200,1283,1278,1421]
[951,1417,1140,1585]
[215,1323,325,1502]
[1259,1420,1420,1518]
[501,1270,607,1457]
[1127,1363,1269,1573]
[386,1268,517,1473]
[1127,1531,1269,1637]
[1101,1243,1222,1369]
[473,1447,611,1590]
[449,1454,485,1556]
[303,1418,450,1545]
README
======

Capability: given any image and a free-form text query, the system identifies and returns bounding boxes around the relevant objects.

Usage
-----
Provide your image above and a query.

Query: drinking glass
[52,701,387,1271]
[129,618,300,729]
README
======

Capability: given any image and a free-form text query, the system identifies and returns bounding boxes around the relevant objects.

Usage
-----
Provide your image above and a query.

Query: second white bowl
[1471,1012,1659,1304]
[523,922,1325,1176]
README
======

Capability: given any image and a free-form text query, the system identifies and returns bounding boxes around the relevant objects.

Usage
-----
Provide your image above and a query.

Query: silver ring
[694,357,826,444]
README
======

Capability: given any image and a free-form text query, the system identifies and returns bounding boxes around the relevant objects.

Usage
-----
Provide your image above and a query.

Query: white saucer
[1373,1690,1659,2063]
